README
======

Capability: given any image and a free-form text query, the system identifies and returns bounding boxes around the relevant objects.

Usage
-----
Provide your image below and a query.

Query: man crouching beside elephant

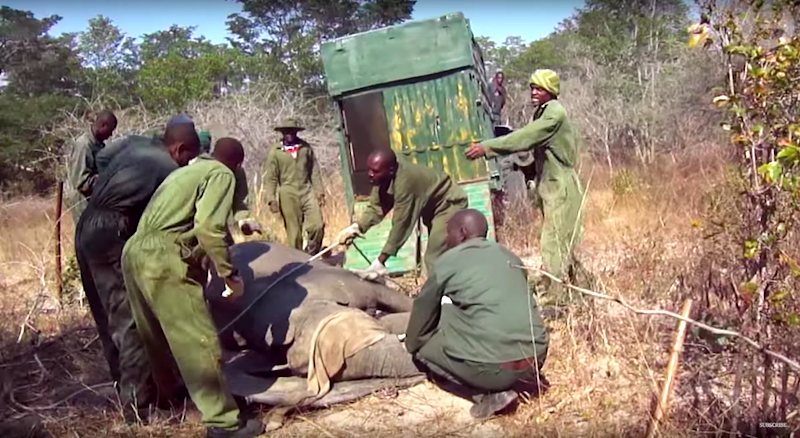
[405,209,550,419]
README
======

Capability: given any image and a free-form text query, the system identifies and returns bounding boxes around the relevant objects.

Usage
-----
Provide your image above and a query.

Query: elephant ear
[296,269,352,306]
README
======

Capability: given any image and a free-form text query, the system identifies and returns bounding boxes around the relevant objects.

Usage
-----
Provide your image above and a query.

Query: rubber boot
[206,418,265,438]
[469,390,518,419]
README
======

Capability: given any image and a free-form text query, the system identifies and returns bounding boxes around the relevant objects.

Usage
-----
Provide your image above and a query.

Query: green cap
[197,130,212,153]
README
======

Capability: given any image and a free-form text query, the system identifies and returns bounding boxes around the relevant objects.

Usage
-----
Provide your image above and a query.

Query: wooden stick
[54,181,63,303]
[646,299,693,438]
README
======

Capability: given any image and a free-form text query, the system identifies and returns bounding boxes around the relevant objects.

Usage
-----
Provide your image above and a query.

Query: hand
[464,144,487,160]
[337,223,362,245]
[353,258,388,282]
[222,274,244,300]
[238,219,262,236]
[268,201,279,214]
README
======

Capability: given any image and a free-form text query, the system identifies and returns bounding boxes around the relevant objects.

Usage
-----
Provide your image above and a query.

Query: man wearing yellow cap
[465,69,593,305]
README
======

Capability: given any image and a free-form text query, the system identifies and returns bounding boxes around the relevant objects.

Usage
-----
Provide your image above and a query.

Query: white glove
[222,274,244,299]
[352,259,388,282]
[337,223,362,245]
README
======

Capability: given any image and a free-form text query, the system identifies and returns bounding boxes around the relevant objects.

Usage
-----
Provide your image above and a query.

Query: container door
[338,91,420,274]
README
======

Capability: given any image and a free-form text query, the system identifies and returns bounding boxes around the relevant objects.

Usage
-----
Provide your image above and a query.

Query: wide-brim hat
[274,118,305,132]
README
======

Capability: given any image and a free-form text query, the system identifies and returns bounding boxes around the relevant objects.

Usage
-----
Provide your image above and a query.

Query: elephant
[203,241,426,410]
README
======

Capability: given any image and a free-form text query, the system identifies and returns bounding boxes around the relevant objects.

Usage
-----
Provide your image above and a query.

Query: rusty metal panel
[382,70,494,184]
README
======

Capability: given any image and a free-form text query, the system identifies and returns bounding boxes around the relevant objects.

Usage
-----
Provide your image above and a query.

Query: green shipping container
[320,12,505,275]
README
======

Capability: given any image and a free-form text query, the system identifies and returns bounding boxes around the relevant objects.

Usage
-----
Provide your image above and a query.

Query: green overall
[479,100,592,301]
[262,140,324,254]
[356,159,468,274]
[405,238,549,391]
[122,155,242,430]
[67,131,105,223]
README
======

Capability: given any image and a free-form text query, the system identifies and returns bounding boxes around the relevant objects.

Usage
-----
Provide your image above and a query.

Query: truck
[319,12,517,276]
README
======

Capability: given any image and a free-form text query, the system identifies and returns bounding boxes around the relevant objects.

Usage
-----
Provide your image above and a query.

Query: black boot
[206,419,265,438]
[469,390,518,419]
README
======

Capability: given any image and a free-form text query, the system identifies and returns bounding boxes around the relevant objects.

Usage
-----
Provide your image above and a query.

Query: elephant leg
[376,312,410,335]
[371,285,413,313]
[336,336,422,380]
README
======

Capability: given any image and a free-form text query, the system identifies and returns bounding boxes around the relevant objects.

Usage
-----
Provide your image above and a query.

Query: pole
[54,181,64,303]
[646,299,693,438]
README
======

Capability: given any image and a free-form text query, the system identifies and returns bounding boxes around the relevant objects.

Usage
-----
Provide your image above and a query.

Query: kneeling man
[404,209,549,419]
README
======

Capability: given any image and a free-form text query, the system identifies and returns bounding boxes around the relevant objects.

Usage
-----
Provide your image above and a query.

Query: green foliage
[476,36,527,76]
[60,255,84,305]
[137,49,234,112]
[226,0,415,87]
[0,6,82,96]
[76,15,138,105]
[691,0,800,351]
[0,93,80,193]
[0,2,420,196]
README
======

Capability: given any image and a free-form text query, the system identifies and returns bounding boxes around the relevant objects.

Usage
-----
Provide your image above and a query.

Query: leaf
[743,240,759,259]
[788,313,800,326]
[779,252,800,277]
[739,281,758,295]
[769,289,790,303]
[757,161,782,184]
[690,218,704,228]
[713,95,730,106]
[687,23,711,48]
[776,145,798,163]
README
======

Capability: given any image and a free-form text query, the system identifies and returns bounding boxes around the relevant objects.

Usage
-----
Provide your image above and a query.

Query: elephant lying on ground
[204,241,426,408]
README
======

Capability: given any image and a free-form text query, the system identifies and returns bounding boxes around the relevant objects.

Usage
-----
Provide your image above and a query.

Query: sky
[0,0,587,45]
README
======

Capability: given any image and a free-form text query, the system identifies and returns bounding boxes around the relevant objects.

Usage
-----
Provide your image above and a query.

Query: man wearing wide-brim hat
[262,118,326,255]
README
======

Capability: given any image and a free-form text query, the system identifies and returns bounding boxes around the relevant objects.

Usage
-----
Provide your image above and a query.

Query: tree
[476,36,527,77]
[139,25,215,61]
[136,26,249,111]
[76,15,138,105]
[0,6,81,96]
[226,0,416,87]
[689,1,800,431]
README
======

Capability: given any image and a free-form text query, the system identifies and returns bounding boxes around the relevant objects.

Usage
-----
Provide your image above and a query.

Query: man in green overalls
[465,69,594,304]
[262,119,325,255]
[198,129,262,237]
[405,209,549,419]
[121,137,264,438]
[337,149,468,278]
[66,110,117,223]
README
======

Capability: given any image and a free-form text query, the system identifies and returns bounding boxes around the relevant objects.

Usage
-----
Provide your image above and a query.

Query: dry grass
[0,138,741,437]
[2,74,774,436]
